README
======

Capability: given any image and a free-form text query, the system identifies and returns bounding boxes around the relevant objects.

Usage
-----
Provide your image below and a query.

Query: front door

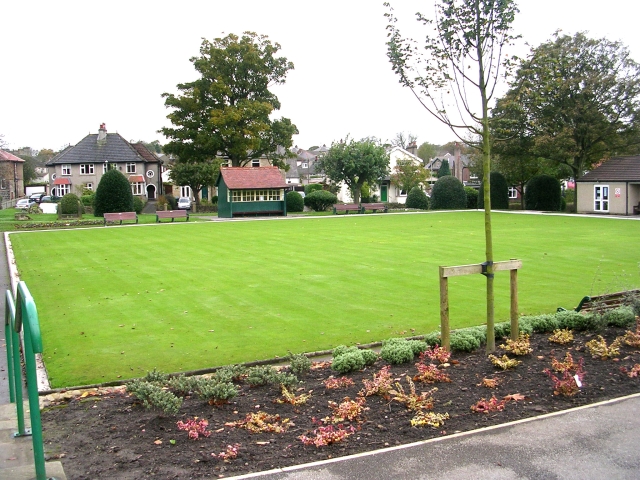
[381,184,388,202]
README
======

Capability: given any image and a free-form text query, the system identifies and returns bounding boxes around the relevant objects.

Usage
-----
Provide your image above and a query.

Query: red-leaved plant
[176,417,211,440]
[299,420,356,447]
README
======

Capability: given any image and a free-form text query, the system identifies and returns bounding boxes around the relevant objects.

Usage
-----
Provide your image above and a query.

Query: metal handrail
[4,281,51,480]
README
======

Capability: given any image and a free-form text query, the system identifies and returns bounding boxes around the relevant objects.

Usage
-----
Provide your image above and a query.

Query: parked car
[40,195,61,203]
[15,199,36,209]
[29,193,45,203]
[177,197,191,210]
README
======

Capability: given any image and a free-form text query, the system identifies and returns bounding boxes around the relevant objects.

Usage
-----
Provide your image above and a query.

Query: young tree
[390,158,428,194]
[318,137,389,204]
[160,32,298,168]
[494,32,640,201]
[168,160,222,210]
[386,0,519,352]
[437,159,451,178]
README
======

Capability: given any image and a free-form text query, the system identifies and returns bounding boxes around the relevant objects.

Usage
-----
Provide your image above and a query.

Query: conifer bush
[478,172,509,210]
[286,191,304,212]
[524,175,562,211]
[430,176,467,209]
[304,190,337,211]
[93,169,135,216]
[464,187,478,209]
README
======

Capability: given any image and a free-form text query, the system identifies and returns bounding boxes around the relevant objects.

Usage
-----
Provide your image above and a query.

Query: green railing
[4,281,50,480]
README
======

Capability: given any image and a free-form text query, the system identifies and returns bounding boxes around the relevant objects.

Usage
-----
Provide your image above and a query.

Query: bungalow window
[594,185,609,212]
[508,187,518,199]
[126,163,137,173]
[251,159,260,167]
[62,164,71,175]
[131,182,144,195]
[80,164,94,175]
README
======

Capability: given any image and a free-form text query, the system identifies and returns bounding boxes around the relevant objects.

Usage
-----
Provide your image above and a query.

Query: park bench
[361,202,388,213]
[333,203,362,214]
[103,212,138,226]
[156,210,189,222]
[558,289,640,313]
[633,202,640,215]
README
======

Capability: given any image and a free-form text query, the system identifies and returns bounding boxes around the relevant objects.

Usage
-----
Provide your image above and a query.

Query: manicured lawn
[8,212,640,387]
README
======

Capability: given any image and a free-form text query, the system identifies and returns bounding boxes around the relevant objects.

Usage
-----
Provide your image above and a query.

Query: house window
[131,183,144,195]
[85,183,93,191]
[103,163,116,173]
[301,162,308,168]
[251,159,260,167]
[180,186,191,198]
[62,164,71,175]
[54,184,70,196]
[231,189,282,201]
[268,189,282,201]
[232,190,242,202]
[508,187,518,199]
[126,163,136,173]
[594,185,609,212]
[80,164,94,175]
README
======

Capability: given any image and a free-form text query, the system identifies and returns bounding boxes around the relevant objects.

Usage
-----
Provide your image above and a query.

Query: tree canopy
[390,158,428,194]
[160,32,298,168]
[318,137,389,204]
[417,142,438,163]
[168,160,222,208]
[493,32,640,189]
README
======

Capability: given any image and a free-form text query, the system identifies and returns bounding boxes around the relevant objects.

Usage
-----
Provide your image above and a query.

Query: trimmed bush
[286,191,304,212]
[332,350,366,374]
[94,169,135,217]
[211,195,218,205]
[304,184,324,195]
[603,306,635,328]
[478,172,509,210]
[423,331,441,347]
[430,175,467,210]
[165,194,178,210]
[304,190,337,211]
[126,380,182,415]
[464,187,478,209]
[60,194,82,215]
[133,196,145,214]
[287,352,312,375]
[81,194,95,207]
[449,331,481,352]
[524,175,562,211]
[406,187,430,209]
[361,349,379,366]
[196,378,238,404]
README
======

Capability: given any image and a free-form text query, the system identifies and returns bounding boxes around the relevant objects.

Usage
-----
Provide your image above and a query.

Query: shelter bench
[104,212,138,226]
[558,289,640,313]
[633,202,640,215]
[156,210,189,222]
[361,202,388,213]
[333,203,362,214]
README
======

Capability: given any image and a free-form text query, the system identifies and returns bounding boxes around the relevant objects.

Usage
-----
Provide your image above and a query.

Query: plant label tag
[574,375,582,388]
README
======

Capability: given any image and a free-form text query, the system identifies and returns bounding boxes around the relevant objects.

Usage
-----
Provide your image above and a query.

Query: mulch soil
[41,326,640,479]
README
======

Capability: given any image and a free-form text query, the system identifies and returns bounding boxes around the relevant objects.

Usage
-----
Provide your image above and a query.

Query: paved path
[234,394,640,480]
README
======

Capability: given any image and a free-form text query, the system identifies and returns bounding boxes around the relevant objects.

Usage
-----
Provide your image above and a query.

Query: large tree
[494,32,640,199]
[391,158,428,194]
[168,160,222,210]
[391,131,417,149]
[318,137,389,204]
[386,0,519,352]
[160,32,298,168]
[417,142,439,164]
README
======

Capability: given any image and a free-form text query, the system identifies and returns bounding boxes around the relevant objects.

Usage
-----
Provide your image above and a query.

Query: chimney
[407,141,417,156]
[97,123,107,143]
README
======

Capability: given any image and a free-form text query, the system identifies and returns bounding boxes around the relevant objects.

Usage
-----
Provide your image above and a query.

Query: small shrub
[411,411,449,428]
[603,306,635,328]
[430,175,467,210]
[286,191,304,212]
[359,365,393,398]
[133,196,145,214]
[464,186,478,209]
[126,380,182,415]
[144,368,169,384]
[544,368,584,396]
[471,395,506,413]
[423,331,441,347]
[211,195,218,204]
[521,314,560,334]
[299,423,355,447]
[165,194,177,210]
[389,377,437,411]
[413,363,451,384]
[304,184,324,195]
[176,418,210,440]
[246,365,278,387]
[450,331,481,352]
[196,378,238,404]
[273,371,299,389]
[360,349,379,366]
[405,187,429,210]
[287,352,312,376]
[327,396,368,423]
[488,354,521,370]
[420,345,451,364]
[380,338,415,364]
[214,365,247,383]
[585,336,621,359]
[167,375,201,396]
[555,310,604,331]
[550,352,583,373]
[493,322,511,339]
[332,351,366,374]
[500,334,532,356]
[548,329,574,345]
[324,376,355,389]
[524,174,562,211]
[304,190,337,211]
[80,194,95,207]
[277,386,311,406]
[227,412,290,433]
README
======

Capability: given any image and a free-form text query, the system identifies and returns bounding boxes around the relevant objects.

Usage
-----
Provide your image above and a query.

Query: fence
[4,281,50,480]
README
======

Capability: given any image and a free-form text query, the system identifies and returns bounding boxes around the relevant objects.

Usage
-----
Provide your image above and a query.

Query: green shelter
[216,166,288,218]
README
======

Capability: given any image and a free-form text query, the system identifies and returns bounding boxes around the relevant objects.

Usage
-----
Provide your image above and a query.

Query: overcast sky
[1,0,638,153]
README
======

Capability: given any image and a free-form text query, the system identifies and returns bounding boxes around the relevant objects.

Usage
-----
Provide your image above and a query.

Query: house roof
[576,156,640,182]
[0,150,25,162]
[46,131,159,166]
[53,177,71,185]
[217,167,288,189]
[129,175,145,183]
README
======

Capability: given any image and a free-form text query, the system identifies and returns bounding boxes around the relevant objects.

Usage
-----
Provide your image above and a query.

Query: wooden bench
[333,203,362,214]
[156,210,189,222]
[361,202,388,213]
[558,289,640,313]
[103,212,138,226]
